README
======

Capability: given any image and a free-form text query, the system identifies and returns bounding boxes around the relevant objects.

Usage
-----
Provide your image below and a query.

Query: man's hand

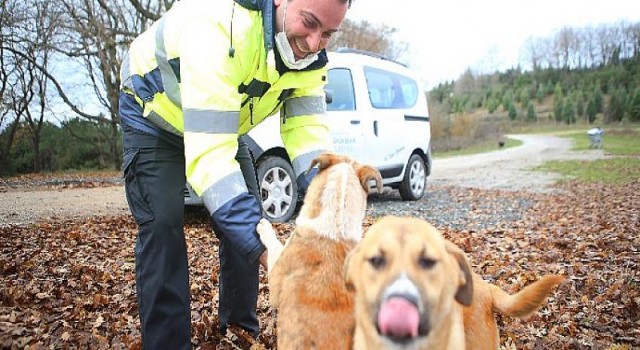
[258,249,268,270]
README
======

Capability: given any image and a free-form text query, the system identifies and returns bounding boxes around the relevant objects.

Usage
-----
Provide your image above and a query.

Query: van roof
[331,48,408,68]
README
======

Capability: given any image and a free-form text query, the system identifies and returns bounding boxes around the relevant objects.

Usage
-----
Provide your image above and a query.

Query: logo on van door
[384,146,405,161]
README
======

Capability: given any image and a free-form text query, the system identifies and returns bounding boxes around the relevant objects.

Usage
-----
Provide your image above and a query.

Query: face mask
[275,0,319,70]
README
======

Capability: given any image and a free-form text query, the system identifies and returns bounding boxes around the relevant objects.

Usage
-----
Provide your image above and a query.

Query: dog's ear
[444,240,474,306]
[308,152,345,173]
[357,165,383,194]
[343,246,360,292]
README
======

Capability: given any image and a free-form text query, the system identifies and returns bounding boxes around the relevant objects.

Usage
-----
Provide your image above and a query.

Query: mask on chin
[275,0,319,70]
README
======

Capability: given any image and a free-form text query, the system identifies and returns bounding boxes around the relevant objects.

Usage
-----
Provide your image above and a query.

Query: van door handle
[373,121,378,136]
[350,120,360,125]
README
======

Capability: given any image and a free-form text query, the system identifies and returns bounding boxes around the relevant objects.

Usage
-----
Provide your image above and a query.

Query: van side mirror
[324,89,333,104]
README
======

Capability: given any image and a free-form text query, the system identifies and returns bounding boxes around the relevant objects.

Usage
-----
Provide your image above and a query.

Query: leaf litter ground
[1,181,638,349]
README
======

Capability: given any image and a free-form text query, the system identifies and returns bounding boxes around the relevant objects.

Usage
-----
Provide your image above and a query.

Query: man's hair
[339,0,353,8]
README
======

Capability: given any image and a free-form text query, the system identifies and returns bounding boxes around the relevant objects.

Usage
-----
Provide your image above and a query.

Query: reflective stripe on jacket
[120,0,333,216]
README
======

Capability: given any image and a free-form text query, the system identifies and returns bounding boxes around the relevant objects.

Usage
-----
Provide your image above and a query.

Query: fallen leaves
[1,181,638,349]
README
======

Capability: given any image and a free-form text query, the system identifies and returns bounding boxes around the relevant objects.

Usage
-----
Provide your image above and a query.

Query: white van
[185,49,432,222]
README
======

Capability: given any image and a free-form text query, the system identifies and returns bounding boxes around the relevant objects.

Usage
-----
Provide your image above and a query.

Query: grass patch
[434,138,522,158]
[537,158,640,184]
[558,128,640,155]
[537,126,640,184]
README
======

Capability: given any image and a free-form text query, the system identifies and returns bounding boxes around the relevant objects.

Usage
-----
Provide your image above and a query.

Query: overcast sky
[346,0,640,88]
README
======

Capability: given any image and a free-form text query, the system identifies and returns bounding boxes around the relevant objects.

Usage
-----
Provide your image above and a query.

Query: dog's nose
[382,273,421,303]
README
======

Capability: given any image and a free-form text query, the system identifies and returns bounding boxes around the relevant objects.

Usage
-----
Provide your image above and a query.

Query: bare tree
[47,0,174,169]
[0,0,62,172]
[522,36,548,70]
[1,0,174,172]
[328,19,407,60]
[581,26,600,67]
[521,21,640,71]
[23,1,62,172]
[554,27,581,69]
[618,21,639,59]
[1,0,32,171]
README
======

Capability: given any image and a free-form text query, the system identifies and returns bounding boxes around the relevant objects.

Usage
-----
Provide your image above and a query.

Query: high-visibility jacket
[119,0,332,261]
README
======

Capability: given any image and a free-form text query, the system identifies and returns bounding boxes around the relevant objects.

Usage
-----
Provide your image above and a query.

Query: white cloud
[346,0,640,88]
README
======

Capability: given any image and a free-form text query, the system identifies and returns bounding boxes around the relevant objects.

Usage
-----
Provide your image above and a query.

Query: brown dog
[345,216,565,350]
[257,152,382,349]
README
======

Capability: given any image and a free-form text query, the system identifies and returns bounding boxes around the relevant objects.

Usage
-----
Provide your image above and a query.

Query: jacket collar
[234,0,275,51]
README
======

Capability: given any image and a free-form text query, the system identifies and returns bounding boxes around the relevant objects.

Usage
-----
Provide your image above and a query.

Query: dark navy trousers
[122,125,261,349]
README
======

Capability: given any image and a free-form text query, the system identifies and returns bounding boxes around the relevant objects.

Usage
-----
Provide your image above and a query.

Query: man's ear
[444,240,474,306]
[343,246,360,292]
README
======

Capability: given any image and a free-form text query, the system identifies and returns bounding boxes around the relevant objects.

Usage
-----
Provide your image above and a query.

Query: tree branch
[2,45,110,123]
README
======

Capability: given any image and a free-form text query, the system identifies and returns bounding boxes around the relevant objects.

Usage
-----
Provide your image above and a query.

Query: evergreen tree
[576,91,585,118]
[586,98,598,124]
[554,99,564,122]
[502,90,513,112]
[536,83,545,103]
[593,87,604,114]
[563,98,576,124]
[606,88,627,123]
[526,101,537,122]
[553,83,564,122]
[508,102,518,120]
[486,98,500,113]
[627,88,640,122]
[520,88,530,109]
[544,80,555,96]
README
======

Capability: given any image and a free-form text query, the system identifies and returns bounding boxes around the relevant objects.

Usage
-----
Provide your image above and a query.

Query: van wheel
[256,156,298,223]
[399,154,426,201]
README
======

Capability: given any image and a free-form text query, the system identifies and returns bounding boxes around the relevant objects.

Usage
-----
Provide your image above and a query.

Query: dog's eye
[418,257,436,269]
[368,255,386,269]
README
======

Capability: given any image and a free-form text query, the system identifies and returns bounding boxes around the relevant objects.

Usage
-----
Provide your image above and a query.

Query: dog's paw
[256,219,282,249]
[255,219,285,276]
[257,218,277,239]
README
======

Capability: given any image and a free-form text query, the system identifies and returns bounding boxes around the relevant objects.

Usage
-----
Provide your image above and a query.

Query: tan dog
[345,216,565,350]
[257,152,382,349]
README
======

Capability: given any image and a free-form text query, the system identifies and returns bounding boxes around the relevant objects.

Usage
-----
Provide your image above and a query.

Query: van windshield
[326,68,356,111]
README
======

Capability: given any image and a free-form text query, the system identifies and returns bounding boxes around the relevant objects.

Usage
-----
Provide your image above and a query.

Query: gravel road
[0,134,606,227]
[428,133,606,192]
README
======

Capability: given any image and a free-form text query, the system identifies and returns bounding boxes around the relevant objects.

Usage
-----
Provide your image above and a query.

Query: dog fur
[257,152,382,349]
[345,216,565,350]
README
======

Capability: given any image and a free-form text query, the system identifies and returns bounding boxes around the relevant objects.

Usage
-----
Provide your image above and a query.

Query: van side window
[364,66,419,109]
[326,68,356,111]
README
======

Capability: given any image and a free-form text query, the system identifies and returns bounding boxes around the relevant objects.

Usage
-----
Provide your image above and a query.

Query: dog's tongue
[377,297,420,338]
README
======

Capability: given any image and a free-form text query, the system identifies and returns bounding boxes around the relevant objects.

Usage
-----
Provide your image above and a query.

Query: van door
[362,66,418,177]
[325,68,368,161]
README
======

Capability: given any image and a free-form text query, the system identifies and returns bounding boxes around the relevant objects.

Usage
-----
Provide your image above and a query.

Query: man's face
[275,0,348,60]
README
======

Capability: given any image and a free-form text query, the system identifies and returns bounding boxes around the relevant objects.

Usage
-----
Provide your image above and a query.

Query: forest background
[1,0,639,176]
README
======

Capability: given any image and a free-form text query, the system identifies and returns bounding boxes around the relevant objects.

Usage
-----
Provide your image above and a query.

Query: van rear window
[364,66,418,109]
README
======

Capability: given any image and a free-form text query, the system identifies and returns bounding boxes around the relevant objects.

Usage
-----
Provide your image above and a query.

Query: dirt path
[0,134,607,226]
[1,186,130,226]
[429,134,607,192]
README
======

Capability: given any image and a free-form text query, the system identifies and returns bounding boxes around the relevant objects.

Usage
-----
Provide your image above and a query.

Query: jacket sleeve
[280,74,334,182]
[179,7,265,261]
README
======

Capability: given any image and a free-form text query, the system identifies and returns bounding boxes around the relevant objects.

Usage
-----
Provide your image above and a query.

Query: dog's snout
[377,273,431,342]
[382,273,421,305]
[386,292,419,308]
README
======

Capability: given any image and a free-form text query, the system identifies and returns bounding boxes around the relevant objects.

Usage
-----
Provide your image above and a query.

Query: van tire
[256,156,298,223]
[399,154,426,201]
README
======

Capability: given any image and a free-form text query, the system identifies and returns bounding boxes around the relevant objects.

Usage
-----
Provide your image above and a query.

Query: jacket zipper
[249,98,254,125]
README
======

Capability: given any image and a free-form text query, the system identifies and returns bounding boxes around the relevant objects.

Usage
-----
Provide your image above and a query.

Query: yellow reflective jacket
[120,0,332,216]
